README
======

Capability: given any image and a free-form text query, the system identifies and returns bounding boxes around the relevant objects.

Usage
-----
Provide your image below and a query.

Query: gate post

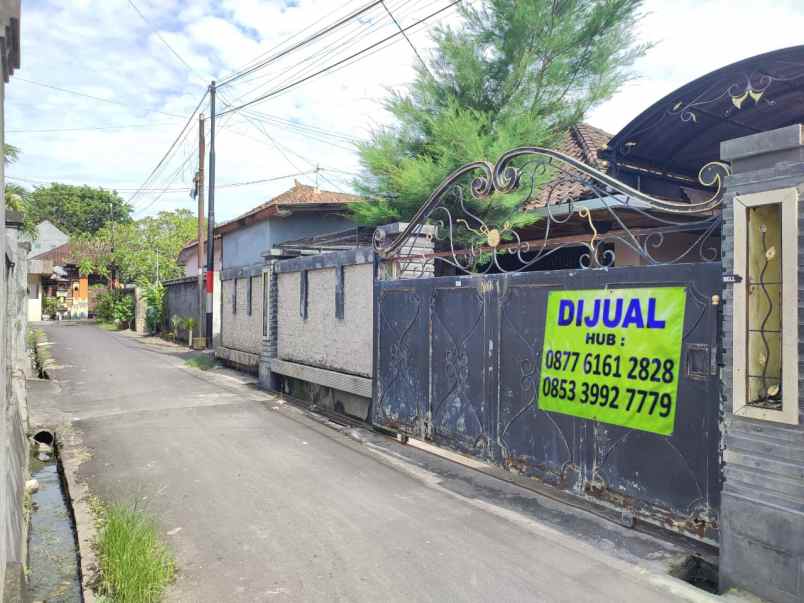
[719,124,804,603]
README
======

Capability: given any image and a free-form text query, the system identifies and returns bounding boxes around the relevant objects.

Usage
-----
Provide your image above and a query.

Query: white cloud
[9,0,804,222]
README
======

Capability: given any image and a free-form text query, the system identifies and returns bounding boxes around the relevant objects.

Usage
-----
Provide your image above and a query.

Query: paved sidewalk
[30,322,722,603]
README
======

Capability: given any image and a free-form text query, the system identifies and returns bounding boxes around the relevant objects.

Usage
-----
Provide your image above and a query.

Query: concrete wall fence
[1,5,26,598]
[217,264,265,371]
[267,249,375,419]
[163,276,200,339]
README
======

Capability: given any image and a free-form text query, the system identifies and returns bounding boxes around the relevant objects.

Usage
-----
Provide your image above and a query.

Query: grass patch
[96,503,175,603]
[185,355,215,371]
[97,321,122,331]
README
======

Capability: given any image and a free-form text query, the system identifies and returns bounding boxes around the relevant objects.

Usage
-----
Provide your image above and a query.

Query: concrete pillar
[718,124,804,603]
[374,222,436,280]
[258,260,280,391]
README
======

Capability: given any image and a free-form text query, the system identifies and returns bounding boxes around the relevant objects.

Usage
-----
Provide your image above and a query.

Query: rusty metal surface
[373,262,722,542]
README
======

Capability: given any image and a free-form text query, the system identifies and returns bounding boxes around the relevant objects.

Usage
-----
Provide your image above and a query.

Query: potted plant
[170,315,184,342]
[184,317,197,349]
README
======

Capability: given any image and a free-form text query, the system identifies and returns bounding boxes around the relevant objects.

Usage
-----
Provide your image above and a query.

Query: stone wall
[718,125,804,603]
[0,15,26,596]
[277,260,373,378]
[217,265,265,369]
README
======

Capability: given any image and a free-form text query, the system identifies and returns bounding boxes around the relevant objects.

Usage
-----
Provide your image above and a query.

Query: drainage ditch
[27,431,82,602]
[670,554,719,593]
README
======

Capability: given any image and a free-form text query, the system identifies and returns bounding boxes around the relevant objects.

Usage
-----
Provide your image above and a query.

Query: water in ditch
[27,454,82,602]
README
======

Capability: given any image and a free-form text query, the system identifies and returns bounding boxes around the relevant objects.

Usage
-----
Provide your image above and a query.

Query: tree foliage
[25,183,133,236]
[71,209,197,286]
[352,0,649,229]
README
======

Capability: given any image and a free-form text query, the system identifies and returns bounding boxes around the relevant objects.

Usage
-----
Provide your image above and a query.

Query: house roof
[601,44,804,178]
[215,180,359,236]
[30,242,73,265]
[276,226,375,255]
[526,123,612,209]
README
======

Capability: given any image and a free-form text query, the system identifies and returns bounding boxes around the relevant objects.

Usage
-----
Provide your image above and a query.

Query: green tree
[352,0,649,229]
[3,143,19,164]
[26,183,133,235]
[71,209,197,285]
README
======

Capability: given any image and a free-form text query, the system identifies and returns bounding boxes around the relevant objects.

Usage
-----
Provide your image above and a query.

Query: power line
[218,0,386,88]
[7,122,180,133]
[216,1,461,118]
[14,77,188,119]
[126,0,209,84]
[219,0,367,83]
[127,89,209,204]
[222,0,420,106]
[381,0,433,77]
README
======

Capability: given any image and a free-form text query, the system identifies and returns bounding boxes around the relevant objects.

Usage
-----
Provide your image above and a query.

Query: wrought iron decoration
[373,146,730,275]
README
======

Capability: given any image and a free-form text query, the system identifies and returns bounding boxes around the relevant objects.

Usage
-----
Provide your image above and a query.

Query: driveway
[30,322,716,603]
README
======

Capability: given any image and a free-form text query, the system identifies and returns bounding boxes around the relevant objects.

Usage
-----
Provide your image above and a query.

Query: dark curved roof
[602,45,804,177]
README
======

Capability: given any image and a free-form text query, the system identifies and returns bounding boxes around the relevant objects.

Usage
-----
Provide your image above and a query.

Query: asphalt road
[31,322,715,603]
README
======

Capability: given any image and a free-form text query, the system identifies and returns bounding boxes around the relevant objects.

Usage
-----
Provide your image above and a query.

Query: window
[335,264,345,320]
[732,187,799,424]
[247,277,253,316]
[232,278,237,315]
[300,270,308,320]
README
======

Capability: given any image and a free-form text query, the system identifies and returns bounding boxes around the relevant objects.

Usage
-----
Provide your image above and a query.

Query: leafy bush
[144,282,165,334]
[113,295,135,328]
[42,296,59,318]
[95,291,135,328]
[95,291,117,323]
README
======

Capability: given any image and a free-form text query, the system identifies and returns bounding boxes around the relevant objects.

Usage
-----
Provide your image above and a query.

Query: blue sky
[7,0,804,221]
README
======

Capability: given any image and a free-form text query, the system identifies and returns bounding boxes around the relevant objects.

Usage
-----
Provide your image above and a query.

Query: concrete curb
[57,425,98,603]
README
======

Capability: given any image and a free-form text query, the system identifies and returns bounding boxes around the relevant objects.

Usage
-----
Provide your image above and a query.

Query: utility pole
[205,81,216,348]
[197,112,206,345]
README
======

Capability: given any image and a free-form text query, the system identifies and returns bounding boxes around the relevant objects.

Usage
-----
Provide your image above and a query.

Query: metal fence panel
[374,262,722,541]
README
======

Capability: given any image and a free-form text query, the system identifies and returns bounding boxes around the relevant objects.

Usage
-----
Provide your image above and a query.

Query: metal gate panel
[373,288,428,434]
[430,284,494,458]
[374,262,722,541]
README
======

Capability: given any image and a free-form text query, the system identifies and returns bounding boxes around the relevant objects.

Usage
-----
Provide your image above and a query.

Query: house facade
[171,180,358,369]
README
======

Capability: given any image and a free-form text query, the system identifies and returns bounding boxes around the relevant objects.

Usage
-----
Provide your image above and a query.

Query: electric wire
[216,1,462,118]
[127,89,209,205]
[126,0,210,84]
[218,0,385,88]
[380,0,434,77]
[14,77,188,119]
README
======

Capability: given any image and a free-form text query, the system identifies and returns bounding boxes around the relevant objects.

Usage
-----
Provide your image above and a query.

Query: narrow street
[31,322,713,603]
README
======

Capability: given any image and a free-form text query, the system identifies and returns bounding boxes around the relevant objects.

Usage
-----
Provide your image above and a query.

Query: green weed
[96,503,175,603]
[185,355,215,371]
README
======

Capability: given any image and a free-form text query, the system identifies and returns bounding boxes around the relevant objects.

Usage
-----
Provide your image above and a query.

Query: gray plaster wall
[221,212,354,270]
[220,273,264,358]
[277,261,373,378]
[718,125,804,603]
[164,277,200,339]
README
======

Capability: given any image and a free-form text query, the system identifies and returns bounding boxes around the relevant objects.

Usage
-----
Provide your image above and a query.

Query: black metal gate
[373,262,722,541]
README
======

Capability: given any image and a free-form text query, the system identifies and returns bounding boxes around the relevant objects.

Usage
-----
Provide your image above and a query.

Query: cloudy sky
[7,0,804,221]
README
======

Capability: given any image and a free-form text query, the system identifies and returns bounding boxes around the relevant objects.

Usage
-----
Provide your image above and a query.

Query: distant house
[175,180,360,369]
[177,234,222,279]
[24,221,71,321]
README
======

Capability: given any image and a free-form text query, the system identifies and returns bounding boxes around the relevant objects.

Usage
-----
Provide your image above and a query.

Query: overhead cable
[216,0,461,118]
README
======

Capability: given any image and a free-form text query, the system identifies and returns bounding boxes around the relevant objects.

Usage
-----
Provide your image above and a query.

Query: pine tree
[352,0,649,234]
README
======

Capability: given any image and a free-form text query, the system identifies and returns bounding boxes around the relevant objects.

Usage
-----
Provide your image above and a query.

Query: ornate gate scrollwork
[373,146,730,275]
